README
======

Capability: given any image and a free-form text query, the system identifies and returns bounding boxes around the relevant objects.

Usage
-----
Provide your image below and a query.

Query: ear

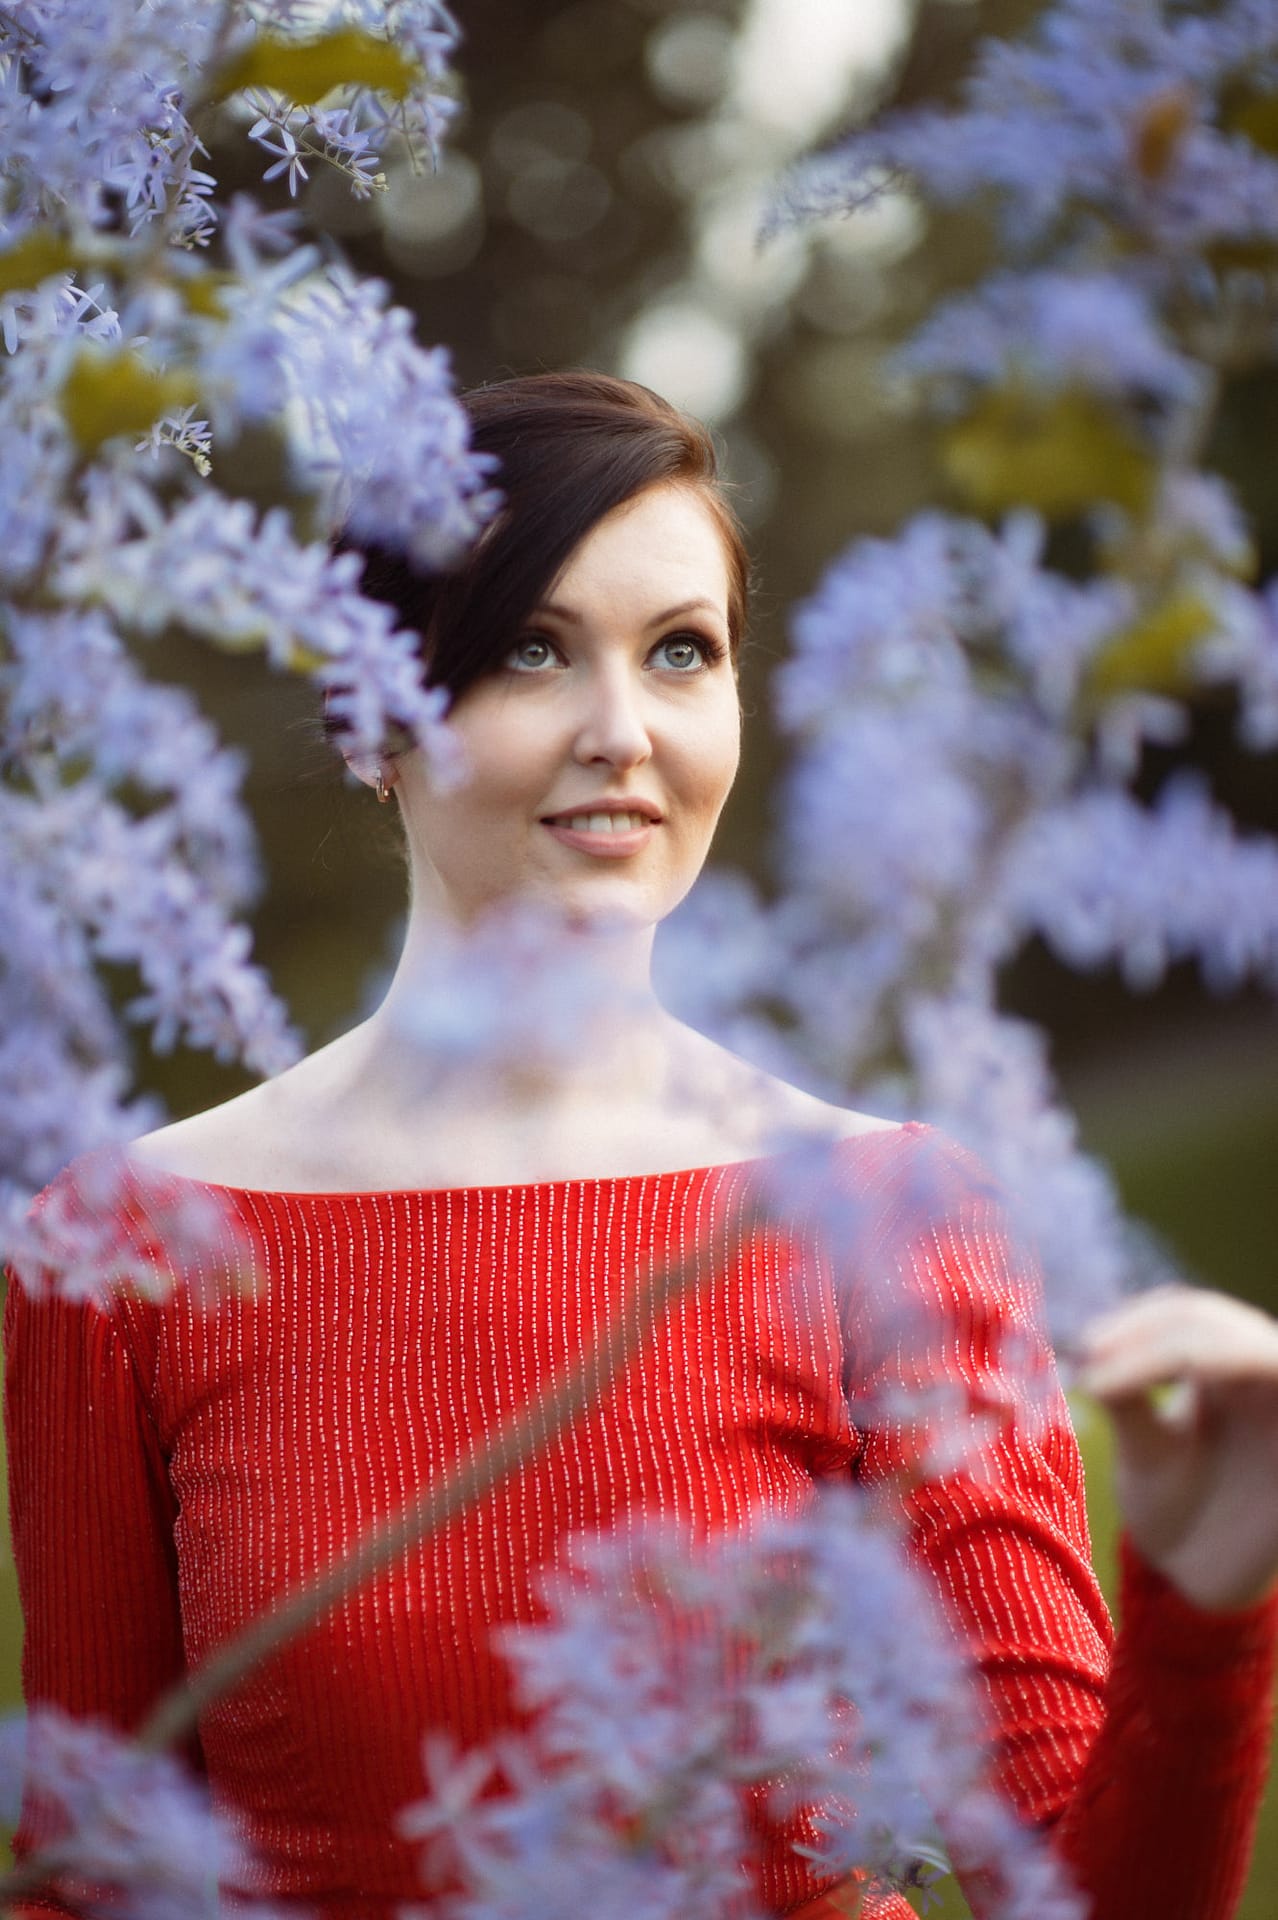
[324,688,397,797]
[347,754,399,801]
[337,738,376,789]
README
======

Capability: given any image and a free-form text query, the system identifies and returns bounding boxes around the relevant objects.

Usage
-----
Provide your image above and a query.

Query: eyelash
[504,632,729,674]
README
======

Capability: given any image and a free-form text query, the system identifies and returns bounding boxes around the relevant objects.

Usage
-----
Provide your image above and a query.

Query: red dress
[4,1124,1276,1918]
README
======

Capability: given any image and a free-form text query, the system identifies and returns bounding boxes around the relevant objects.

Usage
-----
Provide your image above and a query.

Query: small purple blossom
[250,117,311,197]
[0,1707,288,1920]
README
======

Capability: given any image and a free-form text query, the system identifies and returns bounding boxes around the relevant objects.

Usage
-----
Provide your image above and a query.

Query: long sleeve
[1051,1536,1278,1920]
[834,1132,1278,1920]
[2,1269,197,1904]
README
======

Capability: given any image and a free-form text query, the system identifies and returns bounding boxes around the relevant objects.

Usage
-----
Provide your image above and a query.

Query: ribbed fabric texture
[5,1123,1276,1919]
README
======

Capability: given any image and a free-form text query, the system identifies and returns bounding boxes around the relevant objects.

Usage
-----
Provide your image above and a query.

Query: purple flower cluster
[740,15,1274,1328]
[0,1,222,245]
[897,999,1167,1339]
[774,0,1278,263]
[240,0,465,180]
[0,2,462,250]
[1,1144,253,1313]
[1006,777,1278,992]
[0,0,496,1248]
[898,269,1204,417]
[397,1493,1084,1920]
[275,269,502,568]
[0,600,297,1228]
[0,1708,288,1920]
[687,481,1278,1330]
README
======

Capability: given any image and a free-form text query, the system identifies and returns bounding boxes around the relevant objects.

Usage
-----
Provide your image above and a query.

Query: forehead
[544,485,731,619]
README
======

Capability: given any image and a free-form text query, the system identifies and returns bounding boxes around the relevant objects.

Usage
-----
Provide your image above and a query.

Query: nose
[572,661,653,771]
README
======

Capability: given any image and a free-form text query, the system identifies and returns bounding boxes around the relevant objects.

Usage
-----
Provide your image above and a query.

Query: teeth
[558,812,648,833]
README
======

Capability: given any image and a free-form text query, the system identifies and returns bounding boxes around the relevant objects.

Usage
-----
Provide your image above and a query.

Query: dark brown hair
[334,371,750,741]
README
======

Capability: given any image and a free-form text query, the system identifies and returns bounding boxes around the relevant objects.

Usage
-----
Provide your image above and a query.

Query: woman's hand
[1076,1284,1278,1613]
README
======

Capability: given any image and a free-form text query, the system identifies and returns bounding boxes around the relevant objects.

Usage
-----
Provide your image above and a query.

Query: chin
[557,891,659,935]
[534,873,669,935]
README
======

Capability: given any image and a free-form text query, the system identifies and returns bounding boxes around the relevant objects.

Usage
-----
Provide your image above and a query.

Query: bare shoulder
[127,1083,305,1188]
[786,1087,901,1143]
[667,1026,898,1152]
[757,1078,900,1147]
[126,1033,360,1189]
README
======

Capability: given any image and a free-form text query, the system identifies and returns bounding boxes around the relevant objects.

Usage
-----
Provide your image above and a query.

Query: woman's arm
[3,1269,199,1910]
[839,1135,1277,1920]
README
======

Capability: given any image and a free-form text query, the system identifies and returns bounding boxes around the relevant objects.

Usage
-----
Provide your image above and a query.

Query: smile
[541,813,657,856]
[551,812,651,833]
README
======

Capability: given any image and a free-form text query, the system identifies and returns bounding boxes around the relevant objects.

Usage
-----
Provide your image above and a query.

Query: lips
[545,810,653,834]
[540,802,663,830]
[540,804,661,857]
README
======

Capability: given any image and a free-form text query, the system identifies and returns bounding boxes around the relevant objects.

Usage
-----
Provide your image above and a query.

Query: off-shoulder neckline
[122,1121,919,1206]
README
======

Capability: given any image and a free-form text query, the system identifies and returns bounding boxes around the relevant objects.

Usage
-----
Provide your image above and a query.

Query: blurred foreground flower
[0,1708,288,1920]
[398,1491,1083,1920]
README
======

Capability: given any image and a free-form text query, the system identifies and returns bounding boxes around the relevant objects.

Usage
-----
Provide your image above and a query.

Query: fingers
[1076,1284,1278,1400]
[1102,1378,1201,1461]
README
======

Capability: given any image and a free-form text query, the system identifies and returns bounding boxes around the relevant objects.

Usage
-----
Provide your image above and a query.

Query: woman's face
[393,482,742,932]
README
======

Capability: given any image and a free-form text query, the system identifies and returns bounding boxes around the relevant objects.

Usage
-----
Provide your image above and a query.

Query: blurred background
[4,1,1278,1910]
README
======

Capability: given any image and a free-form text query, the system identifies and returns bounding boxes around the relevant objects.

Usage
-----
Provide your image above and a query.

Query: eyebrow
[531,597,726,629]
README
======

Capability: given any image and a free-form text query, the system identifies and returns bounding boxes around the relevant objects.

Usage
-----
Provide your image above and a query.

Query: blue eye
[505,635,558,672]
[653,634,714,672]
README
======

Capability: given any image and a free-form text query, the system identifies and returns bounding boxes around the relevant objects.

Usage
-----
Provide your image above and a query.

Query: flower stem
[135,1214,756,1753]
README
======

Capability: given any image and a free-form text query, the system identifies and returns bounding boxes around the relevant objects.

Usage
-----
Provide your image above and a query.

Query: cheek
[431,713,549,824]
[692,701,742,815]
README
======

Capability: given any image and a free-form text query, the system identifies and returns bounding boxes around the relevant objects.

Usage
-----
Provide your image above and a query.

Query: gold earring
[375,768,390,804]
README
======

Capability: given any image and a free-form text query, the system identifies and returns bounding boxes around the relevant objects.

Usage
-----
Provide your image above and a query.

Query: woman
[6,372,1278,1920]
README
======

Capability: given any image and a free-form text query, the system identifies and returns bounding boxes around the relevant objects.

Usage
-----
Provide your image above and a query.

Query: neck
[355,892,682,1116]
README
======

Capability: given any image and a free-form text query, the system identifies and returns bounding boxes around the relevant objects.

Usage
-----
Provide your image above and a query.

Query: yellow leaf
[0,230,77,296]
[1222,86,1278,157]
[942,389,1155,520]
[1206,237,1278,274]
[1131,85,1195,182]
[60,348,198,455]
[216,29,420,106]
[286,642,331,672]
[175,271,233,320]
[1086,591,1216,703]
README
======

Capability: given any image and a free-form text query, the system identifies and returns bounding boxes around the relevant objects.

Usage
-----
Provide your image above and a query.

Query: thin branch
[0,1213,759,1908]
[134,1210,757,1753]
